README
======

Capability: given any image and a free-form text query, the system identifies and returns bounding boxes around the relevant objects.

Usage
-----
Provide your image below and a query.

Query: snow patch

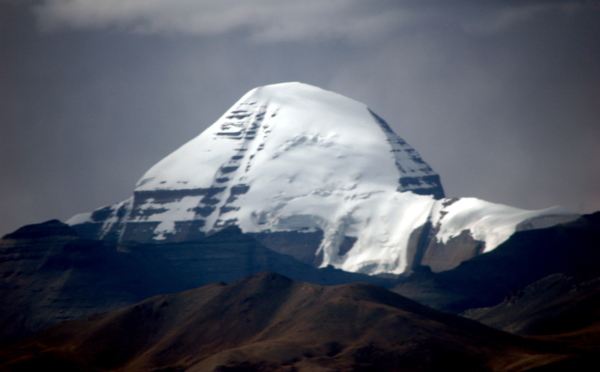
[434,198,579,252]
[66,212,92,225]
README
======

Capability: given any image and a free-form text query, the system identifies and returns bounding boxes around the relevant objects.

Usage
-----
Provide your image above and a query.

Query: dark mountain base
[0,272,577,372]
[0,220,395,345]
[2,213,600,370]
[464,273,600,336]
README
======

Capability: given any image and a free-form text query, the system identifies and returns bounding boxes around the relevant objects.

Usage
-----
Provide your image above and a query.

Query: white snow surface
[67,82,579,275]
[135,82,437,193]
[430,198,578,254]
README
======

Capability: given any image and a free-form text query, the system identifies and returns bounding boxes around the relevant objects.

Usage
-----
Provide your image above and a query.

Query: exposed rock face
[67,82,578,275]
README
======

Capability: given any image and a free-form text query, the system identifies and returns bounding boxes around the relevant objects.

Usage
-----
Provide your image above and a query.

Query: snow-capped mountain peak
[136,82,442,195]
[67,82,577,275]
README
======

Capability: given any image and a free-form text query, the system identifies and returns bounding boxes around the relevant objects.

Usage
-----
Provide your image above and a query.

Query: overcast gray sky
[2,0,599,237]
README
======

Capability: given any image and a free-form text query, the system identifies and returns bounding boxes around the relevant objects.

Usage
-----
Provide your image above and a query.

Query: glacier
[68,82,578,275]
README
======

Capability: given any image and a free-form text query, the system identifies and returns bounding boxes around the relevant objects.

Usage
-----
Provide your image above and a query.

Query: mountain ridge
[0,272,574,372]
[0,219,397,344]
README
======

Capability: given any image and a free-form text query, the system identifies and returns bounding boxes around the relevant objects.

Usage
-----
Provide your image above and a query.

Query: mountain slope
[0,272,573,372]
[392,212,600,313]
[464,273,600,336]
[0,220,395,345]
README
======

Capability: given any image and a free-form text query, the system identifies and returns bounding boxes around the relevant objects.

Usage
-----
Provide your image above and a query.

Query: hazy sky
[2,0,599,237]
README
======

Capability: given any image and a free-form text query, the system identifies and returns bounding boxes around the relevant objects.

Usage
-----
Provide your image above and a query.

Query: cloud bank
[33,0,404,42]
[33,0,587,41]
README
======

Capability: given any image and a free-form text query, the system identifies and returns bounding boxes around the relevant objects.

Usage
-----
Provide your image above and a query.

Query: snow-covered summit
[68,82,578,275]
[136,82,443,197]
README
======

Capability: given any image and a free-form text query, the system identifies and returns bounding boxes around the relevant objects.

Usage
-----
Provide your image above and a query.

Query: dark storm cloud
[1,0,599,236]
